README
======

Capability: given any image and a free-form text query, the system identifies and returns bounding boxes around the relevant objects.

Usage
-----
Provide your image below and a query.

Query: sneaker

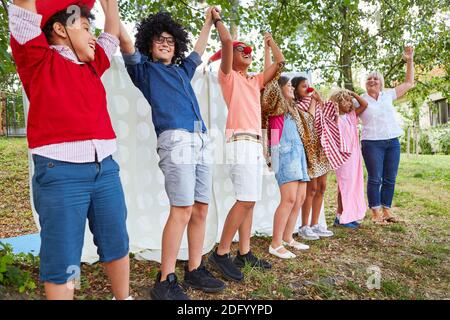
[334,217,359,229]
[234,250,272,270]
[183,263,226,293]
[208,248,244,282]
[298,225,320,240]
[311,224,334,237]
[150,272,189,300]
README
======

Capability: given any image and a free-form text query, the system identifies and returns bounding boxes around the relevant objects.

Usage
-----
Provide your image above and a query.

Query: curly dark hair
[291,76,308,101]
[135,11,190,65]
[42,5,95,43]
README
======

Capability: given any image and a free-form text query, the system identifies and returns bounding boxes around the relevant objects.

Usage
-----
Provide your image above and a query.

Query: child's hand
[211,6,222,21]
[311,91,323,104]
[348,90,357,98]
[205,6,214,25]
[264,32,273,48]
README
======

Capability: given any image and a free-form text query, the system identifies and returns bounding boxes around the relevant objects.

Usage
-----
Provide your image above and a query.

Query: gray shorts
[157,130,213,207]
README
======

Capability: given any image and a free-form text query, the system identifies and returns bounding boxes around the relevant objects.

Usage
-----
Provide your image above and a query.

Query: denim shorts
[32,155,129,284]
[271,114,310,186]
[157,130,213,206]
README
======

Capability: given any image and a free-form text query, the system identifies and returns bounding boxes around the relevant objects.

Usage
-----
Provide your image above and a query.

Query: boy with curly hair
[119,8,225,300]
[9,0,130,300]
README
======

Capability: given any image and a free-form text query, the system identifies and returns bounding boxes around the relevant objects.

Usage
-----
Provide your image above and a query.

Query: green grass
[380,280,410,299]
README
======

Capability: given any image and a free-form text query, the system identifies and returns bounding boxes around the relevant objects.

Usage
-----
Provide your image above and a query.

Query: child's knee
[317,182,327,195]
[171,206,193,224]
[307,186,317,197]
[192,204,209,221]
[282,196,296,209]
[237,201,256,211]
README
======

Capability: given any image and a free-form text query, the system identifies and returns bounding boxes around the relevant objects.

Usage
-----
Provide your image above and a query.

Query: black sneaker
[150,272,190,300]
[233,250,272,270]
[208,248,244,282]
[183,262,226,293]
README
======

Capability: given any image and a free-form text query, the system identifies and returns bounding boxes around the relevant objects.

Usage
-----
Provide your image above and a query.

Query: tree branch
[384,59,404,83]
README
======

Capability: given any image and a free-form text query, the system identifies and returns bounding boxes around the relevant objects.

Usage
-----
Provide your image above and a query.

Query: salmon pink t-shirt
[218,68,265,139]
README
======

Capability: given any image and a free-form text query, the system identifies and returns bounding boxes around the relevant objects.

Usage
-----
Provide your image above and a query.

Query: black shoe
[208,248,244,282]
[183,262,226,293]
[150,272,190,300]
[234,250,272,270]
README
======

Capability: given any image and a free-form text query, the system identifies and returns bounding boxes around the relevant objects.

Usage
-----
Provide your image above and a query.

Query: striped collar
[50,45,85,65]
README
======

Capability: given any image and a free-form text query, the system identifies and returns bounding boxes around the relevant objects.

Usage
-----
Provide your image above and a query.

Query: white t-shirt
[359,89,403,141]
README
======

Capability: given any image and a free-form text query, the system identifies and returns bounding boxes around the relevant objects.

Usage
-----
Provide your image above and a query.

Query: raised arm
[12,0,36,13]
[395,46,415,99]
[193,7,213,57]
[264,38,272,72]
[351,91,368,116]
[98,0,120,38]
[213,9,233,75]
[263,33,285,85]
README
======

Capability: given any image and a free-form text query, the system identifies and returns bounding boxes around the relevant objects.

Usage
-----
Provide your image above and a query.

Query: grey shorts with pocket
[157,130,213,207]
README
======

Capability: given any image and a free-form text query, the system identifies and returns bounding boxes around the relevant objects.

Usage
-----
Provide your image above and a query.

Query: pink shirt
[268,115,284,146]
[218,68,265,139]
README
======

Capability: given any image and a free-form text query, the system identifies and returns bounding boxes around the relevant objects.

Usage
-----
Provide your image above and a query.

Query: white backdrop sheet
[26,56,326,263]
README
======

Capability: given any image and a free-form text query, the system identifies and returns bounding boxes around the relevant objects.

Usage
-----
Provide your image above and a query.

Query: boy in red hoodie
[9,0,129,300]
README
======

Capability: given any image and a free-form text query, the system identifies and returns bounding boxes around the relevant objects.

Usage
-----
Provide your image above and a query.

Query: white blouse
[359,89,403,141]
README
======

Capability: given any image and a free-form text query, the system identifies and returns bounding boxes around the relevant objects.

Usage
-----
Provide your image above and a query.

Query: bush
[419,134,433,154]
[425,124,450,154]
[0,243,37,293]
[439,131,450,155]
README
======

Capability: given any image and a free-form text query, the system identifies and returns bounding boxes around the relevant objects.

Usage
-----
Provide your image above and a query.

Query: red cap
[37,0,95,28]
[307,87,315,93]
[209,41,252,63]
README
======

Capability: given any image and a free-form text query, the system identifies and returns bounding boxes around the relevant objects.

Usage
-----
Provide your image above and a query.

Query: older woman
[360,46,415,224]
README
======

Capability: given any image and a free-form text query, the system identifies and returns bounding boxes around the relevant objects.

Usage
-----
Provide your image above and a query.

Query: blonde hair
[329,89,353,109]
[366,71,385,91]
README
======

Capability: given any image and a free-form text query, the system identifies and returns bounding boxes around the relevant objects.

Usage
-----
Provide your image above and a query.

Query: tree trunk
[230,0,239,39]
[0,91,4,136]
[1,0,8,13]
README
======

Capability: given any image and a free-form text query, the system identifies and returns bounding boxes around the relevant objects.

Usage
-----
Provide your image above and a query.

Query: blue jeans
[361,138,400,209]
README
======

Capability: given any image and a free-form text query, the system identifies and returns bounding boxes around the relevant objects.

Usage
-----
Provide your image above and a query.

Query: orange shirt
[218,68,265,139]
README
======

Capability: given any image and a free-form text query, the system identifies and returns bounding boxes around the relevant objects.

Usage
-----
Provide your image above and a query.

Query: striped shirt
[9,4,118,163]
[297,96,350,169]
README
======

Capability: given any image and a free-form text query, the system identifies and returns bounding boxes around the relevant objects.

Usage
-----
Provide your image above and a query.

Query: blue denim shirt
[122,50,207,137]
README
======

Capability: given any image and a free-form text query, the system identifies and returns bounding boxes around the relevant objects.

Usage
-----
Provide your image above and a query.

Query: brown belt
[228,133,262,143]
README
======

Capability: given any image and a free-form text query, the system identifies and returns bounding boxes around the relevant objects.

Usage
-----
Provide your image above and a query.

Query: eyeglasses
[154,35,175,46]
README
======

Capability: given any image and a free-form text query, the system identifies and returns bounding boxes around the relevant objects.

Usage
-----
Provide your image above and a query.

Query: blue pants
[361,138,400,209]
[32,155,129,284]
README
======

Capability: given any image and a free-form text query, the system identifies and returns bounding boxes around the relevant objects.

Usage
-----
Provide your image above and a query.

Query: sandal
[382,208,400,223]
[371,208,390,226]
